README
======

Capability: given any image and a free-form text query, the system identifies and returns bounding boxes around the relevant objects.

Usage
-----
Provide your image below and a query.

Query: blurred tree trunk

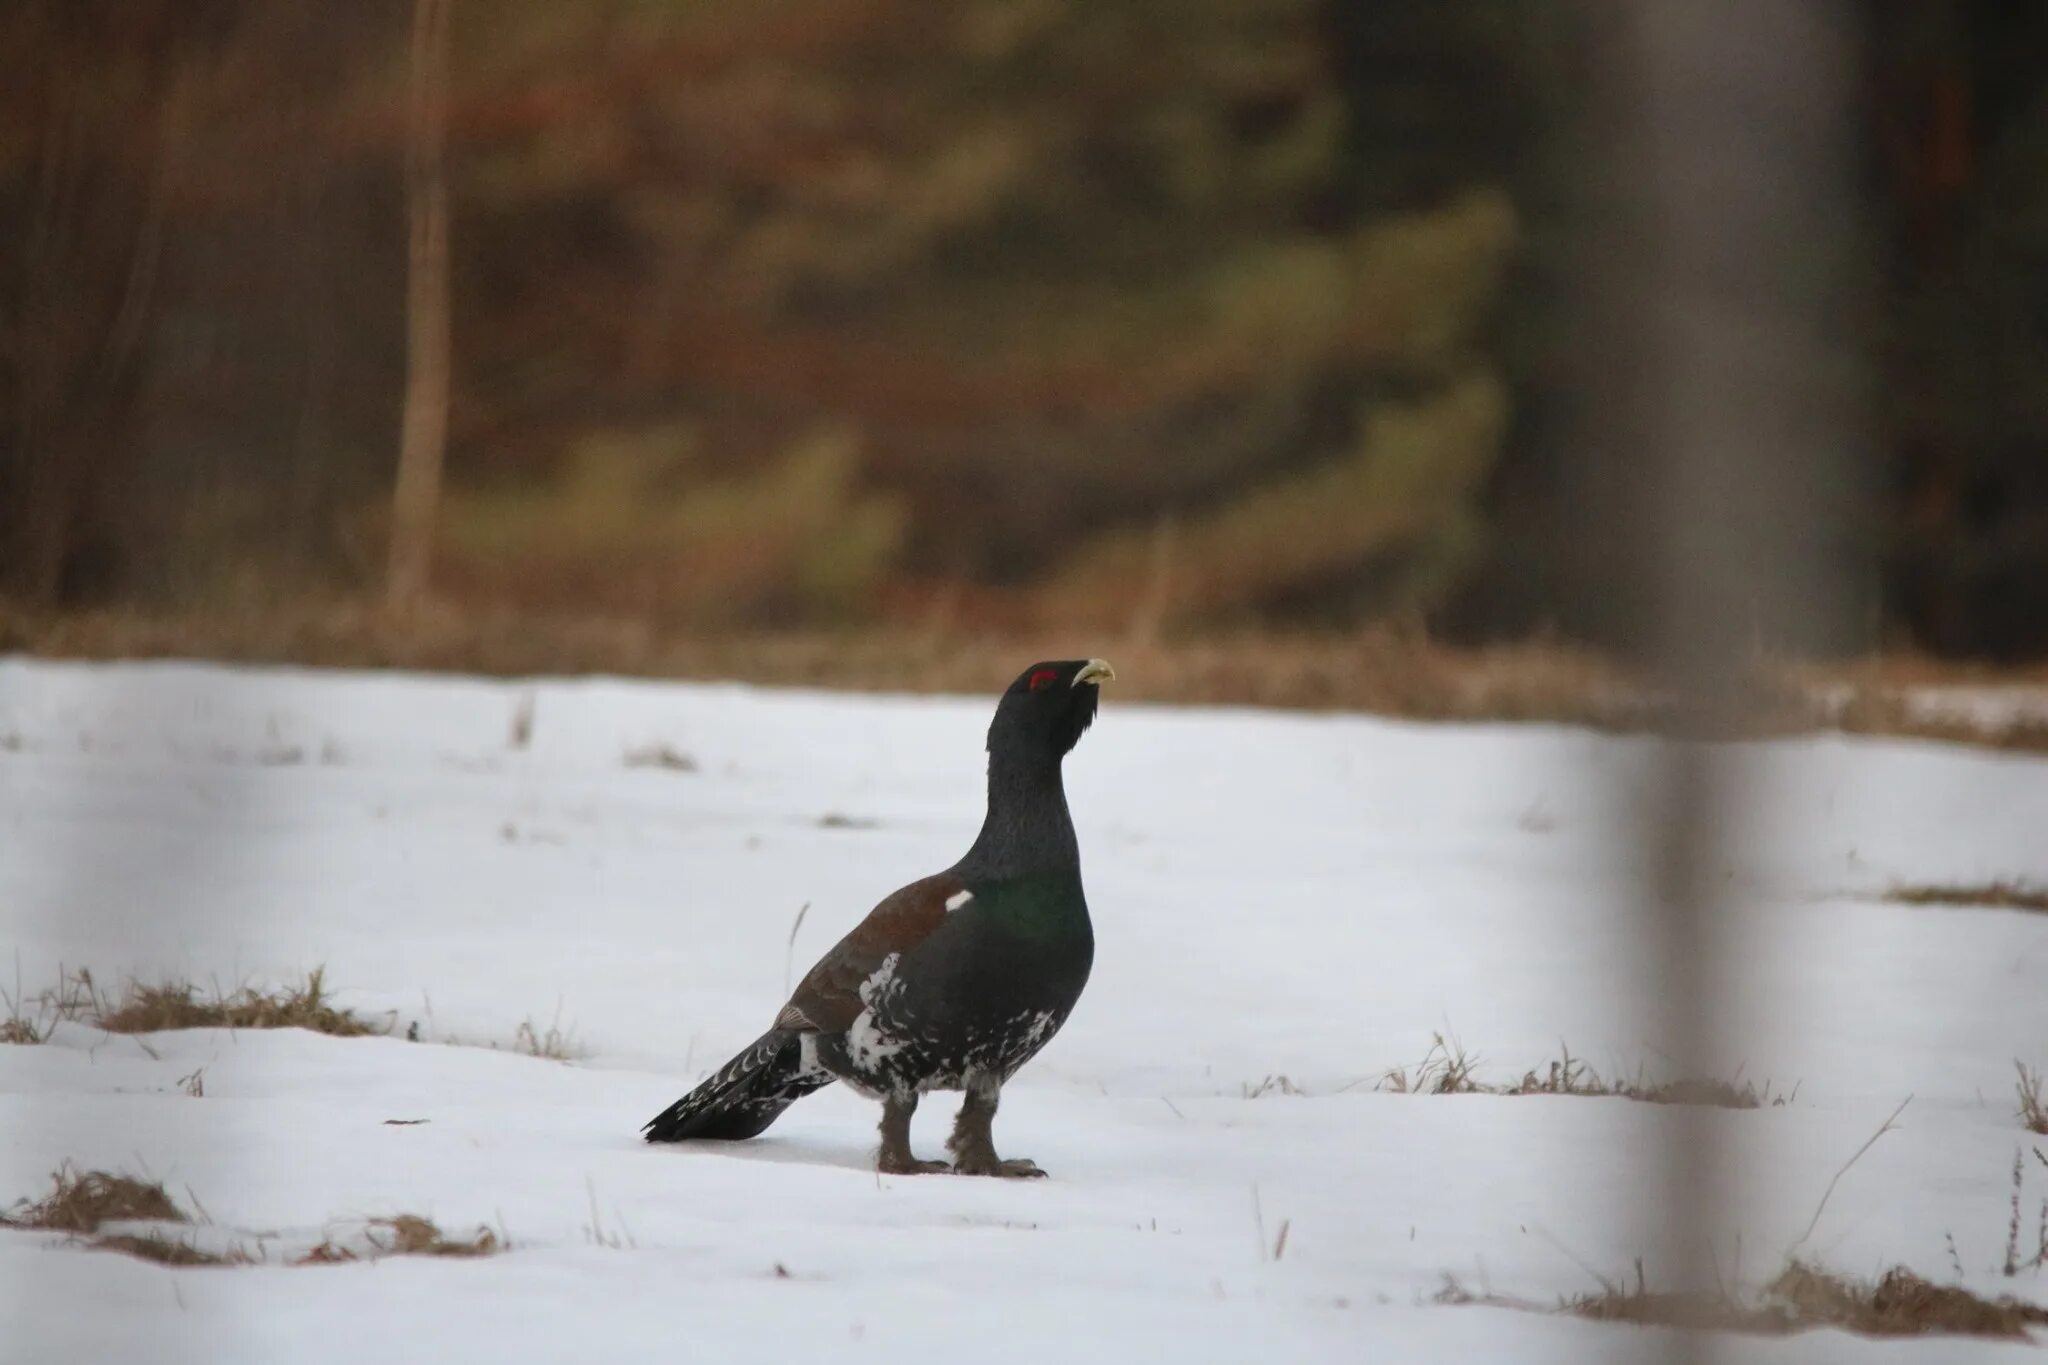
[0,10,182,606]
[386,0,452,613]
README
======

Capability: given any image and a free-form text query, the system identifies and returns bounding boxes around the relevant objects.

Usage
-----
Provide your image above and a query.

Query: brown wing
[774,872,966,1033]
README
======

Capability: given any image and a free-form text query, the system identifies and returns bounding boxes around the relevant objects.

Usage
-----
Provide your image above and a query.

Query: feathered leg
[876,1090,947,1174]
[946,1076,1045,1178]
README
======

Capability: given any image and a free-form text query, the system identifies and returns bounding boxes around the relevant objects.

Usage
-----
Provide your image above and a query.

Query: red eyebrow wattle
[1029,669,1059,690]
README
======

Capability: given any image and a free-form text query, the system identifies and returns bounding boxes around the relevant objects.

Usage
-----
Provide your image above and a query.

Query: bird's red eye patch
[1028,669,1060,691]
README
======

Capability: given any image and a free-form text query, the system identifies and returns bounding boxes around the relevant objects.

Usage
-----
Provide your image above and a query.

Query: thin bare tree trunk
[386,0,453,613]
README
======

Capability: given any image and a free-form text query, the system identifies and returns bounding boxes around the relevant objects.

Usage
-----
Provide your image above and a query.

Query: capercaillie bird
[643,658,1113,1177]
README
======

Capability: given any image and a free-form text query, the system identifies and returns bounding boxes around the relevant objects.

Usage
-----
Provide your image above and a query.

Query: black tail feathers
[642,1028,831,1143]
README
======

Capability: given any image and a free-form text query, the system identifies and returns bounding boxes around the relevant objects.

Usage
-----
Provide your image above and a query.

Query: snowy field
[2,657,2045,1362]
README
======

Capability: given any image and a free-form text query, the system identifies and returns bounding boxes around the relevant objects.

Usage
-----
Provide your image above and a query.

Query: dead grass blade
[1792,1096,1911,1251]
[2016,1063,2047,1135]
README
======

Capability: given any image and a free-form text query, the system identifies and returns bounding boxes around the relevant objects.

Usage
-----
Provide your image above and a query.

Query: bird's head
[987,658,1115,763]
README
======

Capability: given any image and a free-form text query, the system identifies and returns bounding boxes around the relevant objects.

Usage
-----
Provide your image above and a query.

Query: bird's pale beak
[1073,659,1115,687]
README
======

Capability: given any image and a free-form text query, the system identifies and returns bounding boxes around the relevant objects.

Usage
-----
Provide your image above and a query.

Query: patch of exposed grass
[2,966,383,1043]
[3,1167,503,1269]
[1375,1037,1786,1110]
[1442,1261,2048,1341]
[1,1166,184,1233]
[93,967,376,1036]
[1762,1262,2048,1339]
[294,1216,501,1265]
[1445,1141,2048,1342]
[1504,1050,1785,1109]
[1885,881,2048,915]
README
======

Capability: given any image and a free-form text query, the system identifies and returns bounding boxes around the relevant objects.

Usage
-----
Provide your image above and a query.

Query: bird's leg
[876,1090,947,1175]
[946,1076,1046,1178]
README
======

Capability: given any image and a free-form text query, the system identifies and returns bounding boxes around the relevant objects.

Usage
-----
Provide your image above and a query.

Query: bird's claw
[953,1155,1047,1179]
[877,1154,950,1176]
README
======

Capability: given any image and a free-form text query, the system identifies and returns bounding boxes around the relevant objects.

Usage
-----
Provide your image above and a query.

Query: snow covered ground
[2,657,2044,1362]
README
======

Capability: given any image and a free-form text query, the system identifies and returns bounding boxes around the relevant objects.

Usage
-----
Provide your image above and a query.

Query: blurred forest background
[3,1,2045,672]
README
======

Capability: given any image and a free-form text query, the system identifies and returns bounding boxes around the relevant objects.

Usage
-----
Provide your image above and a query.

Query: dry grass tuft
[1376,1032,1485,1094]
[4,1168,502,1270]
[1763,1261,2048,1340]
[1562,1273,1754,1332]
[94,967,375,1036]
[2,962,60,1043]
[0,1167,242,1267]
[2019,1064,2048,1135]
[370,1214,500,1258]
[1378,1038,1784,1110]
[5,967,99,1042]
[1,1166,185,1233]
[513,1014,581,1062]
[295,1215,501,1263]
[2,965,381,1044]
[292,1240,359,1265]
[1447,1260,2048,1341]
[1884,881,2048,915]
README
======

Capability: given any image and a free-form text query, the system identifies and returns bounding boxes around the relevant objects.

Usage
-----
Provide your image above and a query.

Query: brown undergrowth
[7,604,2047,753]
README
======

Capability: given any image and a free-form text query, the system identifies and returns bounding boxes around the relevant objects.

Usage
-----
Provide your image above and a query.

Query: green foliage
[434,0,1525,627]
[441,425,905,623]
[1046,373,1507,629]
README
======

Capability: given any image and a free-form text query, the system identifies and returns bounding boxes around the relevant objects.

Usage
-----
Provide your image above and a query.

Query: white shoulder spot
[945,889,974,912]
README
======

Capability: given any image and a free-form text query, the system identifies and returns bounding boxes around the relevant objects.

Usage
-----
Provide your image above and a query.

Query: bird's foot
[877,1151,950,1176]
[951,1152,1047,1179]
